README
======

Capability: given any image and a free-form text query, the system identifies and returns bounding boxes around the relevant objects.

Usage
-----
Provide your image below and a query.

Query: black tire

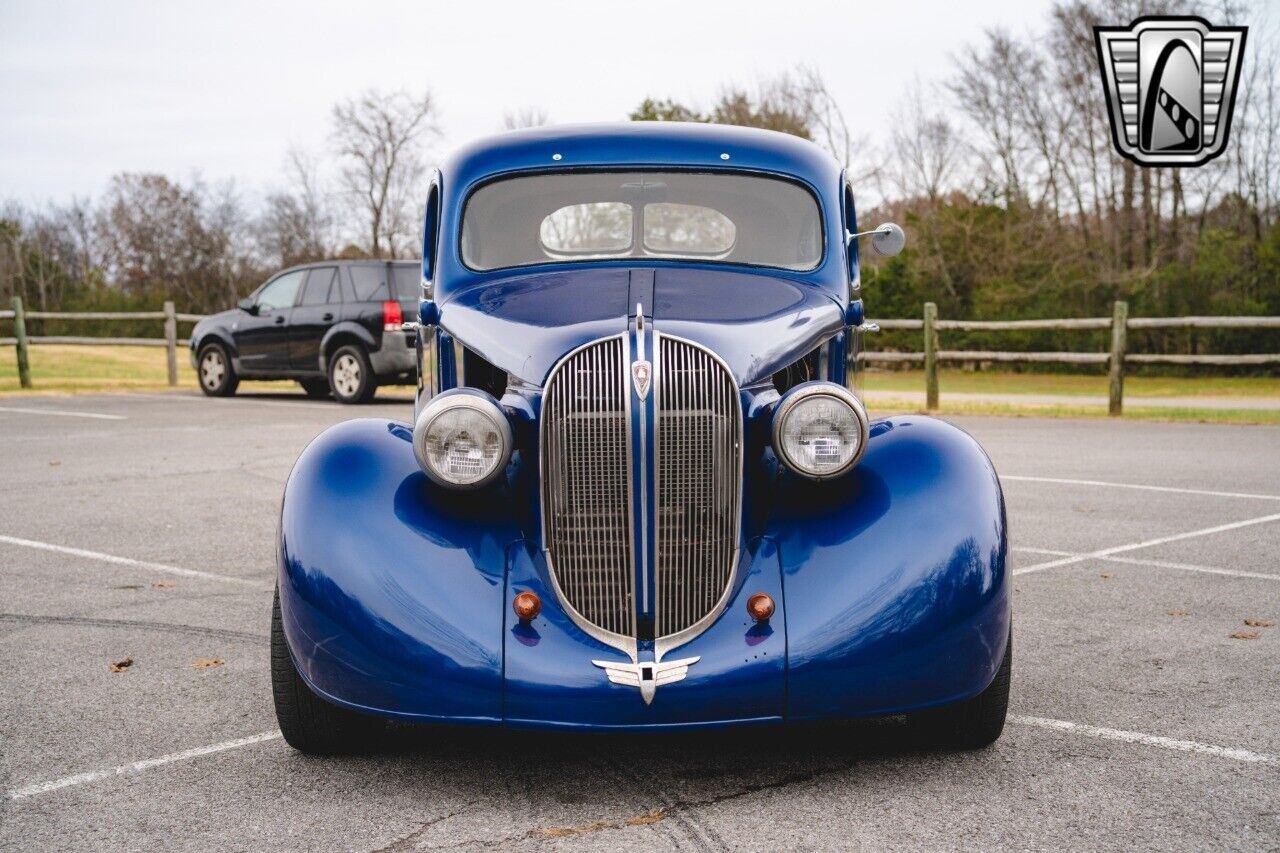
[196,342,238,397]
[271,587,382,754]
[327,344,377,404]
[911,628,1011,750]
[298,378,331,399]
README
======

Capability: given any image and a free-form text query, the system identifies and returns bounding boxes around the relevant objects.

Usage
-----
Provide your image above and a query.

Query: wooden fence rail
[3,297,206,389]
[3,297,1278,411]
[859,300,1280,415]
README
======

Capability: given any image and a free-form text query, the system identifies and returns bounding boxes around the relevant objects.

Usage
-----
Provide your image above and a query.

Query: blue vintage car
[272,122,1010,753]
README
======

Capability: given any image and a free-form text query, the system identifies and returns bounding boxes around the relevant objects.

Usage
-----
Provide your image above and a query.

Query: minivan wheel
[298,378,330,399]
[328,345,377,403]
[197,342,239,397]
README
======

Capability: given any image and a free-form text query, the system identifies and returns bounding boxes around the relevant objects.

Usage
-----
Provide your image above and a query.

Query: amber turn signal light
[513,591,541,622]
[747,592,775,622]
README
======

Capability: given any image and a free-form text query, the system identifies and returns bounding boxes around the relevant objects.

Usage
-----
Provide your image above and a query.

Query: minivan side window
[299,267,338,306]
[349,265,389,302]
[256,270,305,311]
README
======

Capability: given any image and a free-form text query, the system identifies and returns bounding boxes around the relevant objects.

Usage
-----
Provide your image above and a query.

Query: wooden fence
[2,297,207,389]
[861,301,1280,414]
[3,296,1279,414]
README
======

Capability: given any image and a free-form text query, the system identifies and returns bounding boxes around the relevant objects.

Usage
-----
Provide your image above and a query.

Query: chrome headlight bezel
[412,388,513,489]
[770,381,869,481]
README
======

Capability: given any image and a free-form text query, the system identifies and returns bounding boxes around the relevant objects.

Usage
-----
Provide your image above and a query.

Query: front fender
[277,418,514,723]
[768,415,1009,719]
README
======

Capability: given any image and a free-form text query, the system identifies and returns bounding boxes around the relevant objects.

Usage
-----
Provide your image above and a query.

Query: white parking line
[1013,513,1280,575]
[5,731,282,800]
[1001,475,1280,502]
[0,535,263,587]
[1010,716,1278,765]
[0,406,125,421]
[1014,546,1280,582]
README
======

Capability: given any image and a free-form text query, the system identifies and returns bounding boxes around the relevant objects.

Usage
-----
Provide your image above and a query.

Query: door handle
[322,313,334,321]
[274,315,285,325]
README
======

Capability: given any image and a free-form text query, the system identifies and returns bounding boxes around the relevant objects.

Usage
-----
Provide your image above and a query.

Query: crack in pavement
[0,612,269,645]
[371,800,483,852]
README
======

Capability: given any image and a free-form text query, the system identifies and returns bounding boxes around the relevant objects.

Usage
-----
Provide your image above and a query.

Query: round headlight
[412,390,513,489]
[771,382,869,480]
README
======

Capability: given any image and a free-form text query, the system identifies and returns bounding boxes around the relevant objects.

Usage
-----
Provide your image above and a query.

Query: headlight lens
[412,391,512,488]
[772,383,869,480]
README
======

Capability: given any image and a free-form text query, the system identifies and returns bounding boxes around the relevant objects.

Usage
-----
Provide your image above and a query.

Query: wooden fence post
[12,296,31,389]
[923,302,939,410]
[1108,300,1128,416]
[163,300,178,387]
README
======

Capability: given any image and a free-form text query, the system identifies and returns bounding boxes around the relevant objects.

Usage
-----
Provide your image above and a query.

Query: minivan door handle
[274,315,285,325]
[322,312,334,321]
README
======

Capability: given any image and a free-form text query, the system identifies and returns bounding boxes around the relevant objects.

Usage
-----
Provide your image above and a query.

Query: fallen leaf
[151,580,177,589]
[110,657,133,672]
[1229,631,1260,640]
[48,460,61,466]
[626,810,665,826]
[1167,609,1189,617]
[1243,618,1274,628]
[192,658,224,668]
[1100,572,1113,579]
[115,584,143,591]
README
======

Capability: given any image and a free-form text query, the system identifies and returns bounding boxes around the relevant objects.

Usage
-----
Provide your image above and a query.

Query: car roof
[441,122,844,196]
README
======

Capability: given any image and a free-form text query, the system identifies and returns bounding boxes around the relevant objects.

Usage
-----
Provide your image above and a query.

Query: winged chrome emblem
[592,655,699,705]
[1094,16,1246,167]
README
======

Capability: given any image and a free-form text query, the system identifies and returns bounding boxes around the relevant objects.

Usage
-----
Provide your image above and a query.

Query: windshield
[461,171,823,272]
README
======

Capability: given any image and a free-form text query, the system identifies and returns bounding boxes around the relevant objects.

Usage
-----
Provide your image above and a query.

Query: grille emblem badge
[631,360,652,400]
[592,656,700,705]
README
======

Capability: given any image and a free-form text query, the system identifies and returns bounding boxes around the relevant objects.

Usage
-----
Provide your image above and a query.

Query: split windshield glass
[461,171,823,272]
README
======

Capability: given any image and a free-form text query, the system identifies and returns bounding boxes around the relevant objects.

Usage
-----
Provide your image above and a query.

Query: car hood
[438,267,845,387]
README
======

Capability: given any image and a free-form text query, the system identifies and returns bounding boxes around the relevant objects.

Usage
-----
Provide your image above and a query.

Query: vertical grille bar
[541,337,634,639]
[655,335,742,639]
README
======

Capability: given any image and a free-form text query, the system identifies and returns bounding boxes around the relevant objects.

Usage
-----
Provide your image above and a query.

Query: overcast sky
[1,0,1056,206]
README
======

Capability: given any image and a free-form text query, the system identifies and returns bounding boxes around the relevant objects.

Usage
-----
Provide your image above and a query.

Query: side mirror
[238,297,258,315]
[870,223,906,257]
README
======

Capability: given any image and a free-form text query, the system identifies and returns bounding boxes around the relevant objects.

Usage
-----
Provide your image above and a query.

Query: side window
[422,181,439,281]
[349,264,389,302]
[256,270,305,311]
[391,265,420,300]
[299,267,337,306]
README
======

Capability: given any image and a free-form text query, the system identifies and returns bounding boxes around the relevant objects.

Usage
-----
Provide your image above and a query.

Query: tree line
[2,0,1277,360]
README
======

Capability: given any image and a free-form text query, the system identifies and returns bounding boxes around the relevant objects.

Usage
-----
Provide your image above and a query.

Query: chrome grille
[541,336,635,638]
[655,335,741,637]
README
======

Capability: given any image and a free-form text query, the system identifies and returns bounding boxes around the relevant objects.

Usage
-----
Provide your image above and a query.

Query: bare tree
[889,80,966,203]
[503,107,549,130]
[259,148,334,268]
[331,89,440,258]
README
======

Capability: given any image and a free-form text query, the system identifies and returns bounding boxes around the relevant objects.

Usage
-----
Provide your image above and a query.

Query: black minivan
[190,260,420,403]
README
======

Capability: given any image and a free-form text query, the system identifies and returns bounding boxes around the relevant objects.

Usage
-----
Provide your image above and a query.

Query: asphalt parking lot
[1,391,1277,851]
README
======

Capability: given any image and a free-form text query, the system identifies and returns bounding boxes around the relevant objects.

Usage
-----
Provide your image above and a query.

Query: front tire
[271,587,382,754]
[197,342,238,397]
[912,629,1011,750]
[327,345,377,404]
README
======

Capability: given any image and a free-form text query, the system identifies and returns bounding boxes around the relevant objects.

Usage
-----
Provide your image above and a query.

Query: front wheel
[911,629,1011,750]
[327,345,377,404]
[197,342,238,397]
[271,587,383,754]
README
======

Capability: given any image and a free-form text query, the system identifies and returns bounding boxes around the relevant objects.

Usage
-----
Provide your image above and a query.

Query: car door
[288,266,340,371]
[234,270,304,372]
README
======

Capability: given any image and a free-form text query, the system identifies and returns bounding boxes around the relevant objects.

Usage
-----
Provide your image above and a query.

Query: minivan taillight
[382,300,403,332]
